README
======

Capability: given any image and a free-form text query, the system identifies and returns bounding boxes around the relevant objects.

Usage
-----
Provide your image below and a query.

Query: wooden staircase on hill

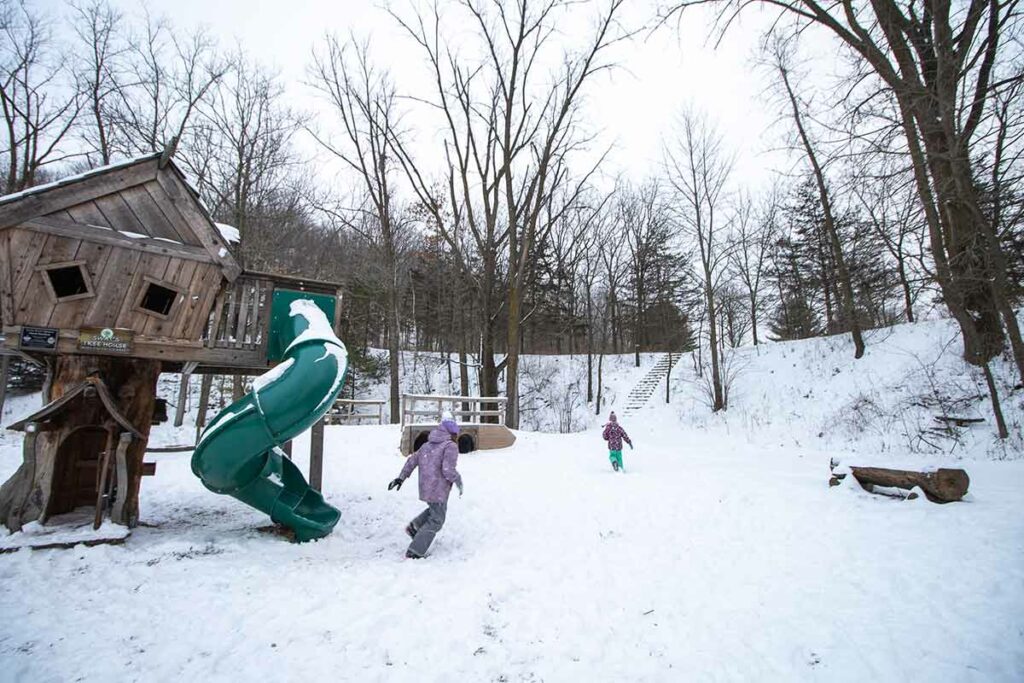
[621,354,680,415]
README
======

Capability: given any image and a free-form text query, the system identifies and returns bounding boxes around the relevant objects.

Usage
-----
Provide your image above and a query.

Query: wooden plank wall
[6,228,221,339]
[1,164,235,343]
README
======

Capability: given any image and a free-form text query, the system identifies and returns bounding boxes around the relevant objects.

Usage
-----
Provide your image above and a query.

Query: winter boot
[405,522,417,538]
[612,460,620,472]
[405,549,423,559]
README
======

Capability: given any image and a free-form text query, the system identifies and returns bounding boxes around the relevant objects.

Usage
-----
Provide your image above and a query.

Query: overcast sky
[40,0,822,192]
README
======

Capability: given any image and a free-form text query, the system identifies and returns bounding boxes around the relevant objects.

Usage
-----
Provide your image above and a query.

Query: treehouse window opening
[139,281,179,318]
[40,261,93,302]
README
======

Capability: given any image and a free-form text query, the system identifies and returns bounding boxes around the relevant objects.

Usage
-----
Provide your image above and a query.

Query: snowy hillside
[667,318,1023,461]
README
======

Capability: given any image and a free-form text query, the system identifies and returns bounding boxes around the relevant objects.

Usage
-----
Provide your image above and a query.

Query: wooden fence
[326,398,387,425]
[400,393,507,426]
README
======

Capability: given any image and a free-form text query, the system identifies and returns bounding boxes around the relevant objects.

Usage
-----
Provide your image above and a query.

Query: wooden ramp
[399,394,515,455]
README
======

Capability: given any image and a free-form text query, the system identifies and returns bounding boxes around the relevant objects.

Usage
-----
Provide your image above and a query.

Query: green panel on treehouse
[267,289,337,362]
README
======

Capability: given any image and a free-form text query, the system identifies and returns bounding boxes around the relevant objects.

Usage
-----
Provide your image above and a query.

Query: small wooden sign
[78,327,134,354]
[18,326,59,351]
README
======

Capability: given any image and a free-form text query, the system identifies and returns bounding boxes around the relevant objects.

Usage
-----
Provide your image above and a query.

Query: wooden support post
[281,440,292,459]
[109,432,134,525]
[309,417,325,492]
[635,344,640,368]
[0,355,9,418]
[195,373,213,442]
[173,373,190,427]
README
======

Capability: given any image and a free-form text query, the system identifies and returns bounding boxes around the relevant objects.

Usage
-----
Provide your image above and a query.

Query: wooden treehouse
[0,151,343,535]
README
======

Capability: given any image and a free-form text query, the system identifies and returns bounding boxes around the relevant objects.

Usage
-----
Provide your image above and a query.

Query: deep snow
[1,421,1022,681]
[1,318,1023,681]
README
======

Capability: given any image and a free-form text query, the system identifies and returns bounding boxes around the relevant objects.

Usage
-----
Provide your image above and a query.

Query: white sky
[40,0,821,193]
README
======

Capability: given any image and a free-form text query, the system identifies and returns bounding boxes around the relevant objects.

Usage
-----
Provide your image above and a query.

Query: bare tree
[180,53,303,239]
[665,110,734,411]
[108,11,226,157]
[308,36,409,422]
[663,0,1024,408]
[771,39,865,358]
[851,171,925,324]
[70,0,127,167]
[0,0,80,192]
[389,0,629,428]
[729,188,776,346]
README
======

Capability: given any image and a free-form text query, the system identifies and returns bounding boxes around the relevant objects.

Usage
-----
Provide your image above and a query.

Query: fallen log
[830,464,969,503]
[933,415,985,427]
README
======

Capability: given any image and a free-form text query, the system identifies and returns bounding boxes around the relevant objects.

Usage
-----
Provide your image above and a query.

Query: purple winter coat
[399,427,463,503]
[602,422,632,451]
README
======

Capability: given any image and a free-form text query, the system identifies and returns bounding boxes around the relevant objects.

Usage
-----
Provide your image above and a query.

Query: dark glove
[388,477,404,491]
[455,480,464,497]
[628,442,634,450]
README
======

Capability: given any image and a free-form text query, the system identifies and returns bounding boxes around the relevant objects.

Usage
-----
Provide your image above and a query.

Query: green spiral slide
[191,299,349,542]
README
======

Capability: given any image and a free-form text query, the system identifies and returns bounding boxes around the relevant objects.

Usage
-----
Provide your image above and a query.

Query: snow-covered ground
[2,420,1023,681]
[1,318,1023,681]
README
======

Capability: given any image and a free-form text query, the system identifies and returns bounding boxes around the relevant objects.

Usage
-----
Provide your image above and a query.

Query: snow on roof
[0,152,161,207]
[215,223,240,244]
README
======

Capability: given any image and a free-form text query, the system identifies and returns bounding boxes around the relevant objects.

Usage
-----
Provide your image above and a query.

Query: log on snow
[830,466,969,503]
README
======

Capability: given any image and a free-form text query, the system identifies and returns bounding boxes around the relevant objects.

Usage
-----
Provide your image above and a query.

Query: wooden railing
[326,398,387,425]
[204,274,272,353]
[197,271,343,371]
[400,393,507,426]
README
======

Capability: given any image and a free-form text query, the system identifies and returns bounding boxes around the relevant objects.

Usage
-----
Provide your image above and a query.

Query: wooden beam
[0,355,9,418]
[173,372,190,427]
[110,432,133,524]
[0,157,160,230]
[309,417,325,492]
[195,372,213,443]
[2,326,267,368]
[23,216,217,264]
[0,231,14,324]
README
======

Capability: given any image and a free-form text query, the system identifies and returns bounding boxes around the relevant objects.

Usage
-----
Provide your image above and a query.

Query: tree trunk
[981,362,1009,439]
[706,287,724,411]
[388,281,401,424]
[897,256,915,323]
[505,281,522,429]
[779,65,864,359]
[0,355,160,531]
[830,464,970,503]
[749,293,759,346]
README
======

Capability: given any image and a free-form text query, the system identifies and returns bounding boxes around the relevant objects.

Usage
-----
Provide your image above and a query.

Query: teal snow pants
[609,450,623,469]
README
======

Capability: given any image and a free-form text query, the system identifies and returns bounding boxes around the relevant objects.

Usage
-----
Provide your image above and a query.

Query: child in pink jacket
[602,411,633,472]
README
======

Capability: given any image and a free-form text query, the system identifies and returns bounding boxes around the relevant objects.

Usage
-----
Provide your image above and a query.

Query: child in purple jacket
[388,413,463,558]
[602,411,633,472]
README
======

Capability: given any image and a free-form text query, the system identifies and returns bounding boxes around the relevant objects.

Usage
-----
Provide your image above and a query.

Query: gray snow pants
[408,501,447,557]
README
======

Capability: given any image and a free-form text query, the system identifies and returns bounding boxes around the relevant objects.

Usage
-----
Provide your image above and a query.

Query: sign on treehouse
[78,327,134,354]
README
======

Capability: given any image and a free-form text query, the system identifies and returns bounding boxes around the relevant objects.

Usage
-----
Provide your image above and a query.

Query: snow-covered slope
[667,318,1023,461]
